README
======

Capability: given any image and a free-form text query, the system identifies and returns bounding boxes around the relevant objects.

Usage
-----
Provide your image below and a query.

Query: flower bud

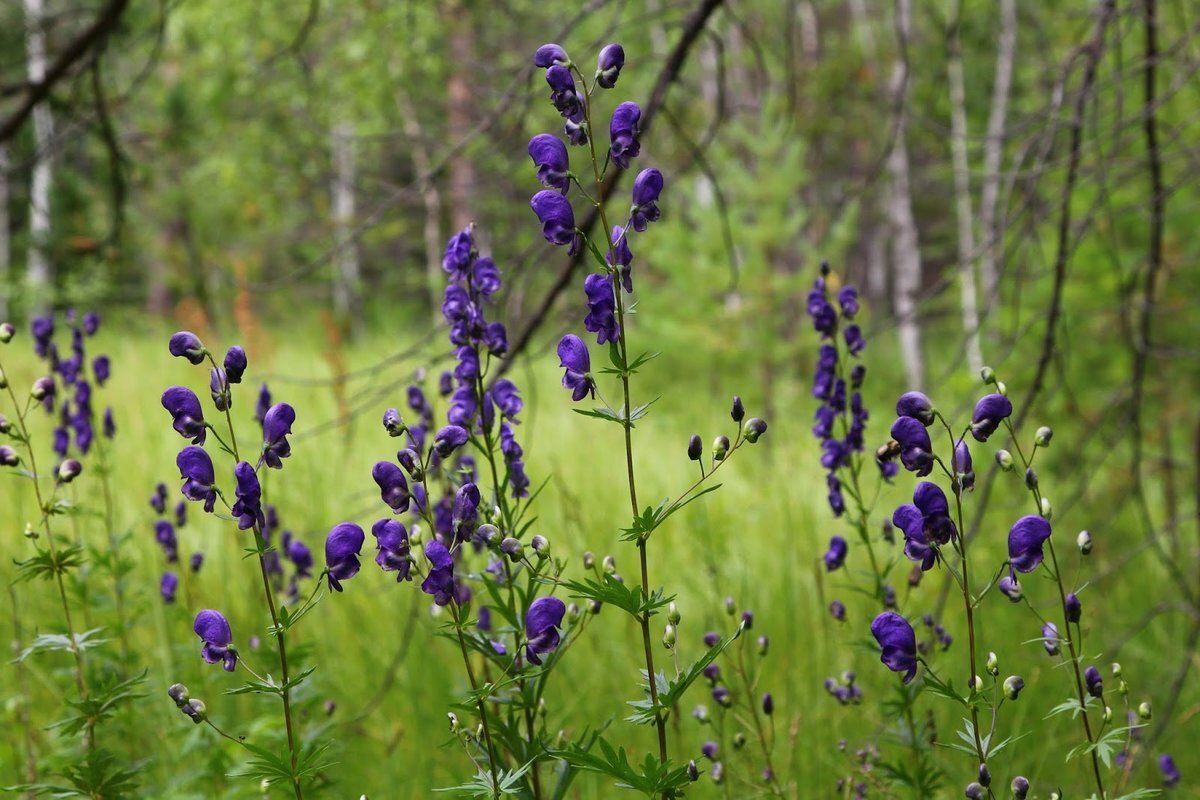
[741,610,754,629]
[978,763,991,787]
[1111,662,1122,678]
[1138,701,1152,720]
[686,760,699,781]
[996,380,1007,395]
[0,368,7,389]
[1077,530,1093,555]
[31,376,54,400]
[731,396,745,422]
[986,651,999,676]
[500,537,524,562]
[0,445,19,467]
[980,366,996,384]
[1024,467,1038,489]
[667,602,681,625]
[58,459,82,483]
[602,555,616,574]
[1103,705,1113,723]
[0,322,14,343]
[0,413,9,433]
[474,523,499,544]
[1040,496,1052,519]
[762,693,774,715]
[566,602,580,622]
[732,732,746,750]
[710,761,724,784]
[1035,426,1053,447]
[757,635,769,656]
[662,624,677,648]
[182,697,206,723]
[692,704,709,723]
[1064,593,1081,623]
[582,551,595,570]
[995,449,1014,471]
[712,435,730,461]
[965,782,984,800]
[530,534,550,556]
[724,596,736,615]
[382,408,406,437]
[1011,776,1029,800]
[1003,675,1025,701]
[970,675,984,693]
[396,448,423,480]
[743,418,768,443]
[587,599,602,614]
[409,525,423,545]
[687,434,702,460]
[168,683,190,707]
[447,712,459,731]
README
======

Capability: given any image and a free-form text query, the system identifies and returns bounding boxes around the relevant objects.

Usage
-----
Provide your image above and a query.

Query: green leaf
[18,628,108,662]
[561,575,674,620]
[626,624,744,725]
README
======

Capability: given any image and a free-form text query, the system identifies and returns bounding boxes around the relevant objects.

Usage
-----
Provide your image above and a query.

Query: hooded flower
[533,43,569,68]
[176,446,217,512]
[261,403,296,469]
[528,134,570,193]
[1042,621,1060,656]
[93,356,111,386]
[583,272,619,345]
[155,520,179,562]
[595,42,625,87]
[890,416,933,476]
[630,168,664,231]
[970,394,1013,442]
[531,190,579,253]
[194,609,237,671]
[895,391,935,426]
[557,334,594,400]
[953,439,975,490]
[169,331,206,365]
[1008,515,1051,573]
[545,64,583,120]
[607,225,634,293]
[231,461,265,531]
[492,380,523,420]
[421,540,456,606]
[893,481,958,571]
[609,101,641,169]
[1084,665,1103,697]
[254,383,272,426]
[209,368,230,411]
[371,519,411,581]
[433,425,470,458]
[224,346,247,383]
[161,387,206,444]
[325,522,365,592]
[161,571,179,603]
[372,461,411,513]
[525,596,567,665]
[443,226,475,280]
[472,257,502,298]
[871,612,918,683]
[823,536,848,572]
[1159,755,1180,788]
[452,483,481,543]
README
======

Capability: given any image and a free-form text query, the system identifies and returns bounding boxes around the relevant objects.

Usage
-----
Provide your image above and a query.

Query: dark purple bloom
[953,439,974,490]
[557,334,594,401]
[325,522,365,592]
[161,571,179,603]
[1008,515,1051,573]
[762,693,774,715]
[194,609,236,671]
[701,741,718,760]
[31,316,54,357]
[82,312,100,336]
[1065,592,1082,623]
[452,482,481,542]
[443,226,475,280]
[372,461,411,513]
[499,423,523,461]
[472,257,502,298]
[439,371,453,396]
[525,596,566,666]
[421,540,456,606]
[823,535,848,572]
[231,461,265,531]
[483,321,508,356]
[545,65,583,120]
[895,391,934,426]
[838,286,859,318]
[1085,665,1103,697]
[596,43,625,88]
[447,385,476,428]
[844,324,865,355]
[223,346,247,383]
[970,394,1013,442]
[534,43,569,68]
[162,387,206,444]
[1159,754,1180,788]
[531,190,579,253]
[528,134,570,193]
[630,168,664,231]
[371,518,411,581]
[176,446,216,513]
[870,611,917,683]
[92,356,111,386]
[434,425,469,458]
[261,403,296,469]
[890,416,933,476]
[830,600,846,621]
[998,574,1022,602]
[190,552,204,573]
[607,225,634,293]
[169,331,206,365]
[492,379,523,420]
[103,407,116,438]
[254,383,271,426]
[509,459,530,498]
[155,520,179,562]
[608,101,641,169]
[175,500,187,528]
[583,272,619,345]
[285,535,313,577]
[703,631,720,647]
[53,427,69,456]
[151,482,168,514]
[1042,621,1060,656]
[209,368,230,412]
[893,481,958,571]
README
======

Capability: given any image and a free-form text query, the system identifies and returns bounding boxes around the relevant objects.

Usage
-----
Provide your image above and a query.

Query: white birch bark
[330,122,361,326]
[978,0,1016,311]
[24,0,54,309]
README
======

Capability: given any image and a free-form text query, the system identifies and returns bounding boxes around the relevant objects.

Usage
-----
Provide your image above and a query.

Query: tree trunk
[396,87,444,327]
[24,0,54,311]
[446,0,475,231]
[978,0,1016,314]
[887,0,925,388]
[946,3,984,374]
[330,121,361,333]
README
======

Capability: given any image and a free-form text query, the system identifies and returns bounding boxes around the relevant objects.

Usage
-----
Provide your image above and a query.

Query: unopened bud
[731,396,745,422]
[692,704,709,723]
[996,450,1014,471]
[58,459,82,483]
[1035,426,1053,447]
[530,534,549,556]
[965,782,985,800]
[566,602,580,622]
[686,760,699,782]
[183,697,206,723]
[743,418,768,443]
[1024,467,1038,489]
[757,635,769,656]
[1011,776,1030,800]
[448,712,459,731]
[1111,662,1122,677]
[1003,675,1025,701]
[978,763,991,787]
[409,525,423,545]
[687,434,703,461]
[500,537,524,562]
[476,524,499,544]
[0,322,14,343]
[732,732,746,750]
[167,683,190,707]
[382,408,406,437]
[582,551,595,570]
[970,675,984,693]
[667,602,681,625]
[980,366,995,384]
[1138,701,1152,720]
[1118,679,1129,696]
[1040,496,1052,519]
[0,413,9,433]
[986,651,999,676]
[1077,530,1092,554]
[711,761,724,784]
[1103,706,1113,723]
[712,435,730,461]
[724,596,736,615]
[0,368,7,389]
[31,376,53,400]
[0,445,18,467]
[996,380,1007,396]
[662,624,677,648]
[602,555,616,574]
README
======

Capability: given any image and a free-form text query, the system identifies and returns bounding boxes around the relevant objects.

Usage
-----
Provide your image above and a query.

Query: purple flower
[209,368,230,412]
[447,385,476,427]
[1159,754,1180,788]
[583,273,619,345]
[483,322,508,356]
[175,500,187,528]
[285,536,313,577]
[161,387,206,444]
[609,101,641,169]
[443,226,475,280]
[545,65,583,120]
[830,600,846,621]
[838,286,859,317]
[1084,665,1103,697]
[534,43,569,68]
[452,483,481,543]
[439,371,453,396]
[92,355,111,386]
[844,325,865,355]
[103,407,115,439]
[176,446,217,513]
[155,520,178,562]
[260,403,296,469]
[530,190,579,253]
[194,609,237,671]
[557,334,594,401]
[151,482,168,514]
[895,392,935,426]
[224,346,247,383]
[231,461,265,531]
[325,522,365,592]
[161,572,179,603]
[1042,621,1060,656]
[254,383,271,426]
[953,439,974,490]
[1065,592,1082,623]
[169,331,206,365]
[371,519,411,581]
[890,416,933,476]
[1008,515,1051,573]
[970,394,1013,442]
[870,611,917,683]
[630,168,664,231]
[82,312,100,336]
[596,43,625,88]
[893,481,958,571]
[492,379,523,420]
[372,461,411,513]
[998,574,1022,602]
[607,225,634,293]
[525,596,566,665]
[421,540,456,606]
[31,316,54,357]
[528,134,570,193]
[190,552,204,573]
[472,257,502,298]
[433,425,469,458]
[823,536,848,572]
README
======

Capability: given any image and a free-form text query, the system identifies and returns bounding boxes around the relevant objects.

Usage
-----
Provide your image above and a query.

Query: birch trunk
[978,0,1016,312]
[446,0,475,231]
[946,5,984,373]
[330,121,361,331]
[24,0,54,310]
[887,0,925,388]
[396,87,444,326]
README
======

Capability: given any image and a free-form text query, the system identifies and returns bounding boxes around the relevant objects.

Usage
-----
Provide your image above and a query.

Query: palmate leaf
[1044,696,1090,720]
[619,486,723,544]
[1113,789,1162,799]
[561,574,674,620]
[48,670,148,736]
[1067,725,1146,770]
[18,627,107,662]
[435,761,534,797]
[5,748,140,798]
[547,736,691,797]
[626,624,744,725]
[14,543,85,583]
[228,739,334,786]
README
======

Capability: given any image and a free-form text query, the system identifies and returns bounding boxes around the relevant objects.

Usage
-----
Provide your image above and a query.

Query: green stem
[451,602,502,799]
